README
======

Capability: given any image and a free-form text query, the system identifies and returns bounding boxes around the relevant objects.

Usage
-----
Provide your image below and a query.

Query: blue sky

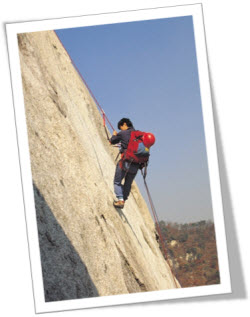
[55,15,213,223]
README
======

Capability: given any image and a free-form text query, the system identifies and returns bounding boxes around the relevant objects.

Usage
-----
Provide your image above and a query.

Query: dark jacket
[110,127,139,174]
[110,127,134,152]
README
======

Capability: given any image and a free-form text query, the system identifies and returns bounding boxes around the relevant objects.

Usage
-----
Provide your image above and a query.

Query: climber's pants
[114,163,137,201]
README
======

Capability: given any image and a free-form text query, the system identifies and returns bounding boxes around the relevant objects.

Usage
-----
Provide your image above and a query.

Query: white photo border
[6,4,231,314]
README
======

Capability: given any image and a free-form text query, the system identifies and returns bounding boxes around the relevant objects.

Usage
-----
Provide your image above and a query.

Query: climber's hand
[139,163,145,170]
[113,130,117,136]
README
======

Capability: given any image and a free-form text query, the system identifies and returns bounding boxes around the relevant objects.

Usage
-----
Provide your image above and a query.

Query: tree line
[157,220,220,287]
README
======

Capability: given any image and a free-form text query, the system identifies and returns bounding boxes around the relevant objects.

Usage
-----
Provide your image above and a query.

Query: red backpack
[121,130,150,165]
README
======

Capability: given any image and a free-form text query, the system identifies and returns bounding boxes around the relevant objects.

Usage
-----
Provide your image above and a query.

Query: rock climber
[110,118,141,209]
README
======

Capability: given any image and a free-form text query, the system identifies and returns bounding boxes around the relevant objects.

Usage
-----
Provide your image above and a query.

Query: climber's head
[118,118,133,131]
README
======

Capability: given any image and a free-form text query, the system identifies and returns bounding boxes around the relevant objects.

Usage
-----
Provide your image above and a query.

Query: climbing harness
[121,157,134,180]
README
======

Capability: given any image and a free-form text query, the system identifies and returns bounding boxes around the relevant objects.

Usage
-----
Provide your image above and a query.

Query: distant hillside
[158,220,220,287]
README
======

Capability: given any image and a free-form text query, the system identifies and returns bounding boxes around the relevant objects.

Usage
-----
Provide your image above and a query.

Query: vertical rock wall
[18,30,179,302]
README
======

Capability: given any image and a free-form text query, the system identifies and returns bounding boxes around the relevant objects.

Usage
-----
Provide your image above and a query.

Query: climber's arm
[110,131,122,144]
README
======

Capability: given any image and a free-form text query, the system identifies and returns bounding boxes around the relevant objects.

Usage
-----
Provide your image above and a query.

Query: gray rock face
[34,184,99,301]
[18,31,180,302]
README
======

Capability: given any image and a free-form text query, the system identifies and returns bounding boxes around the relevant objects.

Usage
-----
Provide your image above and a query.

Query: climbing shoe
[113,200,125,209]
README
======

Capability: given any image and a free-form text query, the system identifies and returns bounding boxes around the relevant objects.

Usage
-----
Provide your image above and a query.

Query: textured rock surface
[18,31,180,302]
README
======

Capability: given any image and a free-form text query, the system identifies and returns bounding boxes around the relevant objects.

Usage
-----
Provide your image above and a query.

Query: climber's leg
[123,172,137,201]
[114,162,125,201]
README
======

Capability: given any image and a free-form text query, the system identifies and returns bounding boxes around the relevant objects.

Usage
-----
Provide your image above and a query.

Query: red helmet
[143,133,155,148]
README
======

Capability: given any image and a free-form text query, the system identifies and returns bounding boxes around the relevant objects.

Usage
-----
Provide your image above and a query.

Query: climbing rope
[142,170,179,287]
[141,170,169,258]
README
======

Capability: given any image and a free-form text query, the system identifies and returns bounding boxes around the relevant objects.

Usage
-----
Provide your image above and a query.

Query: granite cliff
[18,30,179,302]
